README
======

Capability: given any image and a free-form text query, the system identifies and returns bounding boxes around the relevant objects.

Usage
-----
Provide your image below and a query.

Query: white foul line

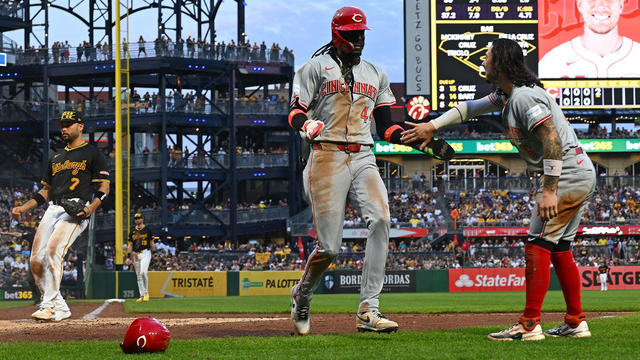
[83,298,125,319]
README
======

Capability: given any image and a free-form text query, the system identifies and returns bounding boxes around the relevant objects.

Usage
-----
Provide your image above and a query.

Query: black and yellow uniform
[598,264,609,274]
[129,225,153,252]
[42,142,110,203]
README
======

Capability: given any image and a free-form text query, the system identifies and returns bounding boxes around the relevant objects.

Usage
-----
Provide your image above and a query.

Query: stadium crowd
[13,36,294,66]
[433,125,640,141]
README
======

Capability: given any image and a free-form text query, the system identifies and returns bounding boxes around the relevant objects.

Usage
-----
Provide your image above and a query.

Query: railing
[383,178,433,193]
[11,40,295,66]
[0,98,289,123]
[0,2,24,20]
[93,206,289,229]
[105,153,289,170]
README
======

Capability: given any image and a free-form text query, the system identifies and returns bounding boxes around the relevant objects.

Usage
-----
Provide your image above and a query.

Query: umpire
[127,213,155,301]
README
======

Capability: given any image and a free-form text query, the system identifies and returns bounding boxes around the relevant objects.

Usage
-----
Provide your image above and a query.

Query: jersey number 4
[69,177,80,191]
[360,106,372,123]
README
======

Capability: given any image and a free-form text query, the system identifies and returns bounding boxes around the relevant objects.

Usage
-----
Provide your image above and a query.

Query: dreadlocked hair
[490,38,543,93]
[312,41,334,58]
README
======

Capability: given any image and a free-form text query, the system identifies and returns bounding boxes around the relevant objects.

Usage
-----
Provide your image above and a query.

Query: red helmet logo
[331,6,370,54]
[120,318,171,354]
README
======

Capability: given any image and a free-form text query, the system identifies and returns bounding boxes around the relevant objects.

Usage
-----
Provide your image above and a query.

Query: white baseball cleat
[356,310,399,333]
[544,321,591,338]
[51,309,72,322]
[290,285,310,335]
[31,306,55,321]
[488,323,545,341]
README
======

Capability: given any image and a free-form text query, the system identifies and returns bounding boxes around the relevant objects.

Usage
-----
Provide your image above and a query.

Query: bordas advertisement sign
[372,139,640,155]
[580,266,640,290]
[239,271,303,296]
[148,271,227,298]
[321,270,416,294]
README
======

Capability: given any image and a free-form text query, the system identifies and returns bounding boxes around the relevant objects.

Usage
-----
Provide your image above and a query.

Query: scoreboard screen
[428,0,640,111]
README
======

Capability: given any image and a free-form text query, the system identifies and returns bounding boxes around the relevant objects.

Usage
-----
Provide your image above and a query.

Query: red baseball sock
[551,249,584,326]
[523,243,551,320]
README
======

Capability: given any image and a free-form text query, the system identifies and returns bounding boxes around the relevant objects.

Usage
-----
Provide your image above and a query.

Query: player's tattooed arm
[534,120,563,192]
[534,119,562,221]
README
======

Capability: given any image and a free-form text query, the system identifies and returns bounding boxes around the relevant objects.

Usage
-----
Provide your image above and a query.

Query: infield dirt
[0,302,629,342]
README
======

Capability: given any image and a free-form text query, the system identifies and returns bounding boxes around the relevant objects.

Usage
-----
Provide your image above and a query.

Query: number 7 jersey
[291,53,396,144]
[42,142,110,202]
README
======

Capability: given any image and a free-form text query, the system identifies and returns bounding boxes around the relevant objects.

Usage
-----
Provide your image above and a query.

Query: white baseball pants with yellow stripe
[31,200,88,309]
[134,249,151,296]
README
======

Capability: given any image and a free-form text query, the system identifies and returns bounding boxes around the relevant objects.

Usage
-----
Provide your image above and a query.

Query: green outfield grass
[0,300,31,310]
[1,312,638,360]
[124,290,640,314]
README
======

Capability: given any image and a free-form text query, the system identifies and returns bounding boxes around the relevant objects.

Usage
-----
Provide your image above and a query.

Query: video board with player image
[430,0,640,111]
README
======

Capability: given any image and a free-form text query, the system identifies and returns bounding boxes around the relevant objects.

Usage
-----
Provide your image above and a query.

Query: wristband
[94,191,107,202]
[543,159,563,177]
[32,193,46,206]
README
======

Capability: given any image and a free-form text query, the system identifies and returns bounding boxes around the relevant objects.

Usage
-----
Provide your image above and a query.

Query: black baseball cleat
[424,138,455,161]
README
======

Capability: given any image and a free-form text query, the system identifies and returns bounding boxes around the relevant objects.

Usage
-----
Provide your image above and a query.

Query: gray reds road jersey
[539,37,640,78]
[291,53,396,144]
[488,86,580,169]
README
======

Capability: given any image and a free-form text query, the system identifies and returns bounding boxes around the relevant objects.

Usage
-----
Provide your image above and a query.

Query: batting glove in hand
[302,119,324,140]
[424,138,455,161]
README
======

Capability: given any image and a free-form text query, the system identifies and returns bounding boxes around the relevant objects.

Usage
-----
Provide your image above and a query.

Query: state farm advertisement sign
[580,266,640,290]
[449,268,525,292]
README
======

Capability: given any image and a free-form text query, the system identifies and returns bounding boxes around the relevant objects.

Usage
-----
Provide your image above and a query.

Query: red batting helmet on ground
[120,317,171,354]
[331,6,370,54]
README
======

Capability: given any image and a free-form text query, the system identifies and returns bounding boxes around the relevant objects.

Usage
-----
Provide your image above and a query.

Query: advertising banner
[238,271,302,296]
[450,267,640,292]
[405,0,430,95]
[580,266,640,290]
[1,288,34,301]
[449,268,526,292]
[372,139,640,155]
[148,271,227,298]
[463,226,640,237]
[320,270,416,294]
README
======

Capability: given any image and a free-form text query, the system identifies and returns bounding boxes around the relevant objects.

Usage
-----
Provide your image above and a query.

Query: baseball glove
[59,199,87,220]
[424,138,455,161]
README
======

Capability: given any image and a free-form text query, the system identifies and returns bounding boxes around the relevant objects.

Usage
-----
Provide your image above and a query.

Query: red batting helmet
[120,318,171,354]
[331,6,370,54]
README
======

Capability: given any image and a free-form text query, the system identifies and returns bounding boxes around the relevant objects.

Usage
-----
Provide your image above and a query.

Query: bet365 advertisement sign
[373,139,640,155]
[239,271,303,296]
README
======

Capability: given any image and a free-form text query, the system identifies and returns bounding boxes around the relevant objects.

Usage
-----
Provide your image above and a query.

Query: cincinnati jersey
[539,37,640,78]
[42,143,110,202]
[291,53,396,144]
[488,86,580,169]
[129,225,153,252]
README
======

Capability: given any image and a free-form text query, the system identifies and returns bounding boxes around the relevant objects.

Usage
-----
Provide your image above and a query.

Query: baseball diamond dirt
[0,302,629,342]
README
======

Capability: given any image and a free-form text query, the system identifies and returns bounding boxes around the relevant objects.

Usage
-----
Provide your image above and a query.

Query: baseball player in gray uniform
[288,6,440,335]
[402,38,594,340]
[11,111,109,321]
